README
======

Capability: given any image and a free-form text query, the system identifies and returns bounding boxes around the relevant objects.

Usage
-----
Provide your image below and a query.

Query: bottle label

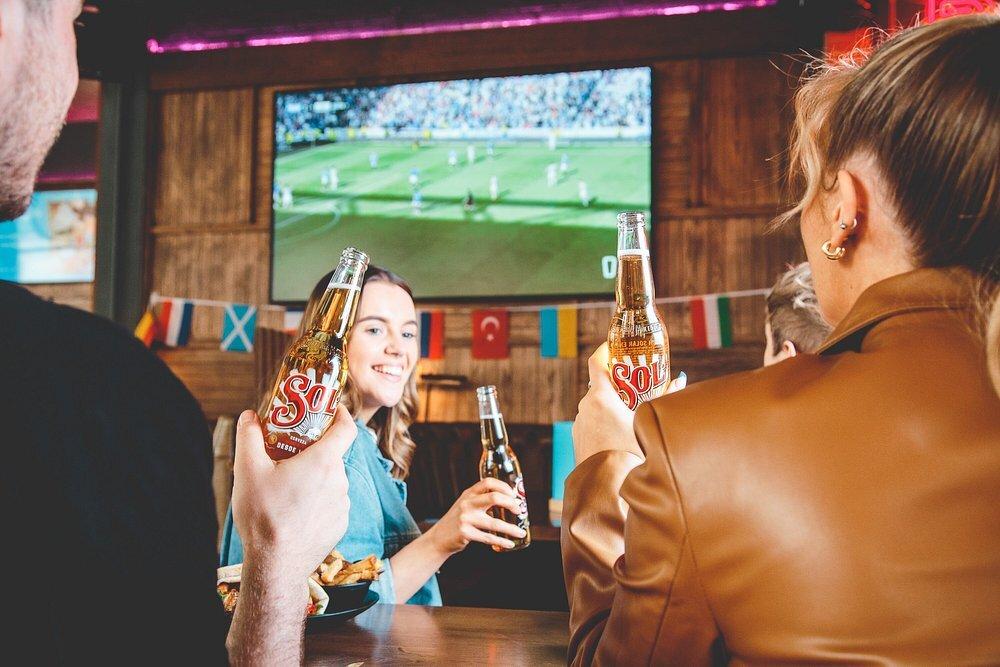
[512,475,529,527]
[610,354,668,411]
[266,370,342,434]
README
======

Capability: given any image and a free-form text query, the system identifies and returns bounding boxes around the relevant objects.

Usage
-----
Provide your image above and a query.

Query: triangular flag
[539,307,578,358]
[419,311,445,359]
[690,295,732,350]
[134,310,157,348]
[221,304,258,352]
[157,299,194,347]
[472,309,509,359]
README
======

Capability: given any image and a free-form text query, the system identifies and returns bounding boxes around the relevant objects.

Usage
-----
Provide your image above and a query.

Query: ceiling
[77,0,875,78]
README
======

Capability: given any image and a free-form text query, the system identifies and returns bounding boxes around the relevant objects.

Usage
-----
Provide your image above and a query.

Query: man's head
[763,262,832,366]
[0,0,82,219]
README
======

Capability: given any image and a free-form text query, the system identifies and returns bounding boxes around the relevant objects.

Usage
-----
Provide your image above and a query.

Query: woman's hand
[573,343,686,463]
[428,478,528,554]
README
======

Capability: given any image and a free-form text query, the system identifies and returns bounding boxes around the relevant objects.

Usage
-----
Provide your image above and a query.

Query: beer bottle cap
[617,211,646,228]
[340,246,370,265]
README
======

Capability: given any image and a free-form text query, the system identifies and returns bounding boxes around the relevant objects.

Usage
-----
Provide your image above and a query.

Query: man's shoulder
[0,281,195,412]
[2,281,139,356]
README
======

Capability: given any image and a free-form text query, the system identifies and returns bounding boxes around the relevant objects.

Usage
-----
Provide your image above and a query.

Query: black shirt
[0,282,228,664]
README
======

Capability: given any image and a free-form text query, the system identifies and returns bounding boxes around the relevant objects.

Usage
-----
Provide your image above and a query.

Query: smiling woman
[220,265,529,605]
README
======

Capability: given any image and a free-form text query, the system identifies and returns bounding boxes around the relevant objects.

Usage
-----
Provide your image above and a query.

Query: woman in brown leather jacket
[563,13,1000,665]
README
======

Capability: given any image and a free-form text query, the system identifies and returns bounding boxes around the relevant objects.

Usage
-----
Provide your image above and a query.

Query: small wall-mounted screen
[0,188,97,284]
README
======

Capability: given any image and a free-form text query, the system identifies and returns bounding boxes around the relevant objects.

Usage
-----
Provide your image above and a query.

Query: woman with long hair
[564,13,999,664]
[221,266,526,605]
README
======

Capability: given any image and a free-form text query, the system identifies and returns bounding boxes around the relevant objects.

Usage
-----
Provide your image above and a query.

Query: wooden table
[305,604,569,665]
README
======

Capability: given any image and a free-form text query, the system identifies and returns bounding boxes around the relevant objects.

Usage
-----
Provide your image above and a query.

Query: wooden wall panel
[159,346,257,421]
[154,89,255,228]
[653,60,699,212]
[698,57,793,207]
[151,230,272,304]
[26,283,94,312]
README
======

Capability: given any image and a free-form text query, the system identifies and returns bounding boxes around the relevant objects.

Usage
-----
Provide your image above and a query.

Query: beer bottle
[260,247,369,460]
[608,212,670,410]
[477,385,531,552]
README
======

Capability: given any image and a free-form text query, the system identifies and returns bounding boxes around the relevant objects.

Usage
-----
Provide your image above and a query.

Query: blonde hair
[766,262,832,354]
[262,266,420,479]
[779,12,1000,391]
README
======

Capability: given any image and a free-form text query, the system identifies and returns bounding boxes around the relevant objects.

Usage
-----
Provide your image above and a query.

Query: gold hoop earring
[821,240,846,261]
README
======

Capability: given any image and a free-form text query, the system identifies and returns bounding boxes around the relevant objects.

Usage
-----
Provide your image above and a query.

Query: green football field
[272,139,650,300]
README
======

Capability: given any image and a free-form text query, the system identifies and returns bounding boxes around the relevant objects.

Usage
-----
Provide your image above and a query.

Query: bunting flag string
[134,287,770,357]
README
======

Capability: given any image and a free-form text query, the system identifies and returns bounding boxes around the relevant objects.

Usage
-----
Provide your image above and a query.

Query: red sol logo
[268,372,340,431]
[611,357,667,410]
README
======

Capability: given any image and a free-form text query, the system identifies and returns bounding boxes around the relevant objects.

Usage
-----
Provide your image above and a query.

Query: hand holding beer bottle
[477,385,531,552]
[608,212,671,410]
[260,247,369,460]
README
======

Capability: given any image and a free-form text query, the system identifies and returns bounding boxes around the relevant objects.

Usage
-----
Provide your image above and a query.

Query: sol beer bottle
[260,247,369,460]
[608,212,670,410]
[477,385,531,552]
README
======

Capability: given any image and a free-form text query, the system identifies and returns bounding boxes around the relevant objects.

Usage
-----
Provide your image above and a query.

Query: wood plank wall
[146,11,810,423]
[26,283,94,312]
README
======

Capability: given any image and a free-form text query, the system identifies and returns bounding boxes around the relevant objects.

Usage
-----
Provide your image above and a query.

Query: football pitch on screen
[272,139,650,300]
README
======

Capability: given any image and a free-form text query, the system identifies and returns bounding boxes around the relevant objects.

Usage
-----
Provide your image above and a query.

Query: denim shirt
[219,420,441,606]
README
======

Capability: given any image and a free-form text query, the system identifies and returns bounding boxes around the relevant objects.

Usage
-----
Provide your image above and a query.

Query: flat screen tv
[271,67,651,301]
[0,188,97,284]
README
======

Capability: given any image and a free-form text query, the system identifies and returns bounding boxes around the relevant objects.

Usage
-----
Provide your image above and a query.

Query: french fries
[311,550,383,586]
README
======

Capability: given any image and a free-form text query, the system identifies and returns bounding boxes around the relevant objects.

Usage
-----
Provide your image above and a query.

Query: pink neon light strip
[147,1,776,54]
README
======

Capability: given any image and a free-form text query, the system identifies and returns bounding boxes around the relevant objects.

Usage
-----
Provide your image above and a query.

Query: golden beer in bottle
[608,212,670,410]
[260,247,369,460]
[477,385,531,552]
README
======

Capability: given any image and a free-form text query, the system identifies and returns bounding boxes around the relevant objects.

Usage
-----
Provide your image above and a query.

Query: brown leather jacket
[562,268,1000,665]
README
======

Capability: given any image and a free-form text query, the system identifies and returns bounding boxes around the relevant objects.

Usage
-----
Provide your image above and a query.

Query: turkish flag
[472,309,509,359]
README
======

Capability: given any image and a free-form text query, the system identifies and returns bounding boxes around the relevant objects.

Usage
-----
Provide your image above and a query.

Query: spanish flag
[134,310,158,348]
[539,306,577,358]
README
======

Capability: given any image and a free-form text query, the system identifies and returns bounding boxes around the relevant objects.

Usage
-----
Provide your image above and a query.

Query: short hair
[765,263,831,355]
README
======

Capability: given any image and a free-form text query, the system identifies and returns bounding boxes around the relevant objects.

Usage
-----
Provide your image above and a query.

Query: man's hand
[231,408,355,579]
[227,407,355,665]
[573,344,686,463]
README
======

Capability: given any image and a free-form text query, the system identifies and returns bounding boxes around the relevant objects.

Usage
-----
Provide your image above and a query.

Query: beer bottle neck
[477,387,508,448]
[310,259,366,337]
[616,221,655,308]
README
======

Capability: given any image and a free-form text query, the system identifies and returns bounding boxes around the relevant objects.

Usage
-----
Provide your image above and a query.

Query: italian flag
[689,295,732,350]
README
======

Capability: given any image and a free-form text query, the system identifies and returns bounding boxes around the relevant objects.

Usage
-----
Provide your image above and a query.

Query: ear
[782,340,798,358]
[829,168,862,250]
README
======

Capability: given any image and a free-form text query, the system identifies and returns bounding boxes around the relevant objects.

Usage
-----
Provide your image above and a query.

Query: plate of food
[217,551,384,628]
[311,550,383,612]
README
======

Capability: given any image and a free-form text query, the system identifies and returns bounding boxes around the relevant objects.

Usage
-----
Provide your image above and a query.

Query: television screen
[0,188,97,284]
[271,67,651,301]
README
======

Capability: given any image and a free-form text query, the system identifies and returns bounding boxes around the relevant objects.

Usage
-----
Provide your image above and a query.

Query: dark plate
[305,590,378,632]
[322,580,373,612]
